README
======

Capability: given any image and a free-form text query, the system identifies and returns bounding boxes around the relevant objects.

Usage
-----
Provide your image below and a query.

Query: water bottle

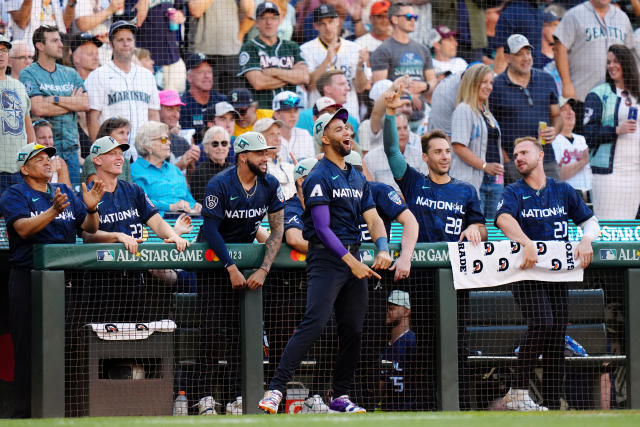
[173,390,188,416]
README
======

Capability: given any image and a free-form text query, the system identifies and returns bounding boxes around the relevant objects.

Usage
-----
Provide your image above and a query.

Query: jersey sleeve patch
[205,195,219,210]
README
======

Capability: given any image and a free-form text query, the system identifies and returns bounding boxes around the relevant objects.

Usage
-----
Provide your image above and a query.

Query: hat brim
[22,146,57,166]
[0,40,12,49]
[313,13,339,23]
[508,44,533,54]
[240,145,277,153]
[109,23,138,38]
[107,143,131,154]
[257,7,281,17]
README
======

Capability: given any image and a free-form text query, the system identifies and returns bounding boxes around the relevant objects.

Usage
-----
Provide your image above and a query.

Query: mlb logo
[97,250,115,261]
[600,249,617,261]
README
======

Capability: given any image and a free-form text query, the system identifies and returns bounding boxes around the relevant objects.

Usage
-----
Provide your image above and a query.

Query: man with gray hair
[8,39,33,79]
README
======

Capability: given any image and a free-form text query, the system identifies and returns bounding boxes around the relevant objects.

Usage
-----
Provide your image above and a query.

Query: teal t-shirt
[19,63,85,155]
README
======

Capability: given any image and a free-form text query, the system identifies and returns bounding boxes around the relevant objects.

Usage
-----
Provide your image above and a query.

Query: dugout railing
[28,242,640,417]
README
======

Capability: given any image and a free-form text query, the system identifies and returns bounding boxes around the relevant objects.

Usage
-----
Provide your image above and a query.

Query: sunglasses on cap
[396,14,418,21]
[276,94,301,110]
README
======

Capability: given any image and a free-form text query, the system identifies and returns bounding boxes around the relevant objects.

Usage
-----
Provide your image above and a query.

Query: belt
[310,241,361,253]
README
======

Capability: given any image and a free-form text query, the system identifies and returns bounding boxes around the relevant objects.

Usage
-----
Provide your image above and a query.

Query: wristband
[87,207,98,214]
[375,236,389,253]
[352,18,361,23]
[259,266,269,274]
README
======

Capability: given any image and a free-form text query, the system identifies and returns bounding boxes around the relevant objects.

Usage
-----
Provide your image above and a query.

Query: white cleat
[226,396,243,415]
[198,396,218,415]
[300,394,330,413]
[503,388,549,411]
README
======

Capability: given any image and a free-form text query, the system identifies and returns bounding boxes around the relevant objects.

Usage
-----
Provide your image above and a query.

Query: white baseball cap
[89,136,130,156]
[253,117,284,134]
[234,131,276,154]
[388,290,410,309]
[506,34,533,54]
[369,79,393,102]
[293,158,318,181]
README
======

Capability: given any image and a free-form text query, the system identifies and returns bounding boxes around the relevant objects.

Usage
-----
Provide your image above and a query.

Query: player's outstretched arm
[495,213,537,269]
[247,210,284,290]
[390,209,418,281]
[146,213,190,252]
[362,208,392,270]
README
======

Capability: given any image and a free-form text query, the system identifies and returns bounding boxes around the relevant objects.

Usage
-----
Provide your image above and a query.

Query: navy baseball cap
[229,88,255,108]
[68,32,103,52]
[109,20,137,39]
[185,53,209,71]
[313,4,338,22]
[256,1,280,17]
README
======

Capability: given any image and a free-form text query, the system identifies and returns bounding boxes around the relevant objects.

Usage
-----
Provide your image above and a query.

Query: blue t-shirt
[495,177,593,241]
[131,157,197,213]
[179,89,226,145]
[302,157,375,245]
[91,180,159,238]
[19,63,84,153]
[489,68,558,158]
[379,330,418,411]
[493,0,545,69]
[358,182,407,243]
[0,182,87,267]
[200,166,285,243]
[284,195,304,233]
[397,166,485,242]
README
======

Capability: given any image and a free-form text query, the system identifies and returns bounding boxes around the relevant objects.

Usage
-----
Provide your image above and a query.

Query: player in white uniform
[300,4,369,120]
[85,21,160,160]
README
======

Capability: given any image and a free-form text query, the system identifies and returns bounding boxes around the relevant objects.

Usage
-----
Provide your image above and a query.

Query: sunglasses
[154,136,169,144]
[622,90,633,107]
[210,140,229,147]
[276,95,301,110]
[396,14,419,21]
[523,87,534,107]
[236,107,249,115]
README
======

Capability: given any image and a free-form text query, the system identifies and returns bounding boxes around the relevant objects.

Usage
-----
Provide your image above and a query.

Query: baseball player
[495,136,600,411]
[85,21,160,157]
[259,108,392,414]
[0,143,103,417]
[196,131,285,414]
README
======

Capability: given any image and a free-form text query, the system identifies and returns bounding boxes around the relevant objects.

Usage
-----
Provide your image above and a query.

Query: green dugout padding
[30,242,640,417]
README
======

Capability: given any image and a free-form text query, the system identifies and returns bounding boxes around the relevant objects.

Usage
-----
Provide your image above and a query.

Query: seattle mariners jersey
[0,77,30,173]
[358,182,407,243]
[284,195,304,233]
[91,180,159,238]
[20,63,84,154]
[0,182,87,267]
[553,1,634,102]
[379,330,418,411]
[84,62,160,158]
[397,166,485,242]
[300,37,360,119]
[200,166,285,243]
[302,157,375,245]
[496,177,593,241]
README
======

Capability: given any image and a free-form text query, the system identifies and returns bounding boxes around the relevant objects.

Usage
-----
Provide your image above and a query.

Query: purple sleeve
[310,204,348,259]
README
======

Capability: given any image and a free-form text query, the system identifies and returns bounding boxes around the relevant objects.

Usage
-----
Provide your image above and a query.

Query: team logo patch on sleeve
[239,52,250,67]
[497,199,504,211]
[310,184,323,198]
[205,195,219,210]
[388,190,402,205]
[145,195,155,208]
[277,186,285,203]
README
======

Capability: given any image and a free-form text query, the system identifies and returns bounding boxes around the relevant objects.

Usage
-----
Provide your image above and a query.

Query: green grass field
[2,412,640,427]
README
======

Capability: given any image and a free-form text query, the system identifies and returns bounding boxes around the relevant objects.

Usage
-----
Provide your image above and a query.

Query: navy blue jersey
[302,158,375,245]
[380,330,418,411]
[91,180,158,238]
[397,166,485,242]
[496,177,593,241]
[359,182,407,243]
[0,182,87,267]
[200,166,285,243]
[284,195,304,233]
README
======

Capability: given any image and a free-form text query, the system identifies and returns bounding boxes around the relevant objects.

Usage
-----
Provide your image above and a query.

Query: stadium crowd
[0,0,635,418]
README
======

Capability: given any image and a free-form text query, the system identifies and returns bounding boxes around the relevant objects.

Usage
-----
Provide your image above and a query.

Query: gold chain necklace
[244,178,258,198]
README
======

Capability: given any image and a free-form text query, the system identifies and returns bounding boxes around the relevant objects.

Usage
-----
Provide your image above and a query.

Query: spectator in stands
[541,7,564,95]
[69,32,102,80]
[301,4,370,119]
[272,91,315,163]
[21,25,88,188]
[133,48,155,73]
[188,0,252,93]
[0,143,103,418]
[230,88,273,136]
[371,1,437,114]
[179,53,226,145]
[206,101,240,141]
[131,121,201,214]
[8,40,34,80]
[247,0,297,41]
[0,34,35,200]
[33,120,72,188]
[159,89,201,172]
[426,71,462,137]
[584,44,640,220]
[238,2,309,110]
[255,118,296,199]
[7,0,73,44]
[554,0,634,132]
[190,126,232,203]
[297,0,367,43]
[355,1,391,54]
[551,97,592,199]
[430,25,468,79]
[74,0,124,33]
[82,117,133,183]
[489,34,560,185]
[133,0,186,93]
[364,113,426,191]
[297,71,360,137]
[492,0,545,74]
[85,21,161,159]
[451,64,503,219]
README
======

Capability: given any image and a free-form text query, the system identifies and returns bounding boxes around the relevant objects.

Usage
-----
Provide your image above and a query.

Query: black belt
[310,241,361,253]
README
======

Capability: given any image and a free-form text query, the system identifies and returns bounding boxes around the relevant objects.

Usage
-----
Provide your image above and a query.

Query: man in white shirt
[355,1,392,54]
[429,25,468,79]
[300,4,369,119]
[272,91,315,163]
[85,21,160,160]
[7,0,72,44]
[255,117,296,199]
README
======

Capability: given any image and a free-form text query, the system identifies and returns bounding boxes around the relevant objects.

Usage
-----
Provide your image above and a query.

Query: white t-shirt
[280,127,315,163]
[300,37,361,120]
[73,0,113,32]
[358,118,421,153]
[267,157,295,200]
[85,61,160,160]
[551,133,592,190]
[363,144,428,192]
[7,0,66,43]
[432,57,468,77]
[355,33,384,53]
